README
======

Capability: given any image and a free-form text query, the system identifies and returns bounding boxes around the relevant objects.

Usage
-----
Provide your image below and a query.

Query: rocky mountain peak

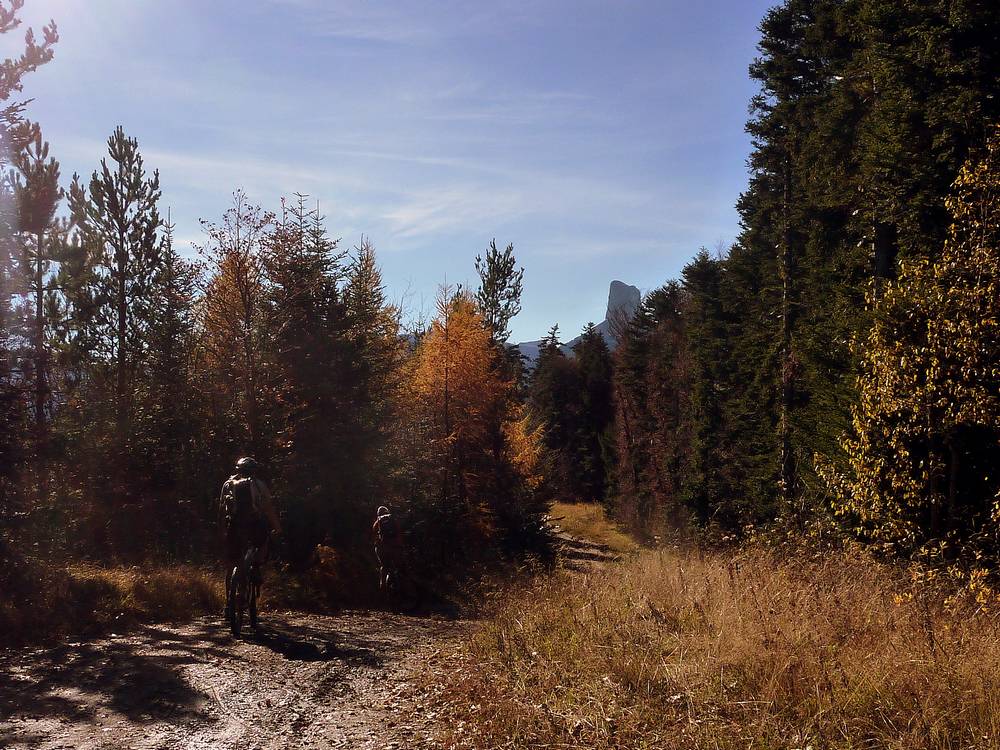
[517,280,642,362]
[606,280,641,321]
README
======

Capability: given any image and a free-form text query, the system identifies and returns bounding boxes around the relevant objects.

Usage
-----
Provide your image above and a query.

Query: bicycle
[378,556,419,612]
[226,541,262,637]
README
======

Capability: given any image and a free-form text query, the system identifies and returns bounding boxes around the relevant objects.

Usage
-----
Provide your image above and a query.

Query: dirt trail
[1,611,468,750]
[1,530,616,750]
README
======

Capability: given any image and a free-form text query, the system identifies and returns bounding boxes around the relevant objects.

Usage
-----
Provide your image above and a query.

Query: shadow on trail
[556,536,621,565]
[0,633,212,726]
[251,619,384,667]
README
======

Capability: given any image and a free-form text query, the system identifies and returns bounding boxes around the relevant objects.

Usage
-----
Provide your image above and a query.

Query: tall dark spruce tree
[678,251,736,525]
[528,326,570,495]
[265,196,352,555]
[733,0,831,521]
[688,0,1000,533]
[340,239,401,540]
[570,324,614,504]
[133,214,201,542]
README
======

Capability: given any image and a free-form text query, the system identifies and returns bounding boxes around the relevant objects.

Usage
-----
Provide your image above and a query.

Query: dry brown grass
[437,544,1000,749]
[0,559,223,645]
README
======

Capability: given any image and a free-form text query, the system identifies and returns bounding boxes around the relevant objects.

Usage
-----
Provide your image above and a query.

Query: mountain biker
[219,457,281,598]
[371,505,403,590]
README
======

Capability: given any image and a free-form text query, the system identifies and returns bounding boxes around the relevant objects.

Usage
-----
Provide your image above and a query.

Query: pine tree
[0,0,57,536]
[475,239,523,345]
[10,122,64,441]
[68,127,163,432]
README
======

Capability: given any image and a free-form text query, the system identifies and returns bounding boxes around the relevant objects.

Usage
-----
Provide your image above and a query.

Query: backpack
[224,476,255,528]
[376,513,401,545]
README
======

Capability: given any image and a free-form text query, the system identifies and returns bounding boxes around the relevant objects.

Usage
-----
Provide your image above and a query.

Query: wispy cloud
[61,130,724,260]
[383,186,525,239]
[268,0,549,44]
[267,0,441,43]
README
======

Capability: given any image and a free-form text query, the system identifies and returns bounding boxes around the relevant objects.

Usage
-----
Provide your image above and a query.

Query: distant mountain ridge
[517,280,640,363]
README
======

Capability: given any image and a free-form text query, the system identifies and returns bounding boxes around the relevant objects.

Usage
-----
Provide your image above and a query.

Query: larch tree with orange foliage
[411,290,504,508]
[407,288,547,558]
[195,191,275,462]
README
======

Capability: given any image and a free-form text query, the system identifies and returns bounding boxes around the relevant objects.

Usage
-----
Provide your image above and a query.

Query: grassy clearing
[437,544,1000,749]
[549,501,639,554]
[0,559,223,646]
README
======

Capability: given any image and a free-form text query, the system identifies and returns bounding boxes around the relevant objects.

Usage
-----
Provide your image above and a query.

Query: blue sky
[16,0,773,341]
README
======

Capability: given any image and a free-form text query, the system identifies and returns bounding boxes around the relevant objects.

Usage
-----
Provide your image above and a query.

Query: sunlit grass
[438,544,1000,749]
[0,561,223,644]
[549,501,639,554]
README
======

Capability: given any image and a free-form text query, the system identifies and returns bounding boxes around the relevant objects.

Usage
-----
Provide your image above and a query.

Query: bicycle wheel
[229,564,245,637]
[224,568,234,625]
[249,576,259,631]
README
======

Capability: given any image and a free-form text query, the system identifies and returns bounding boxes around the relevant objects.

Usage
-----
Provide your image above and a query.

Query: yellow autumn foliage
[502,403,546,492]
[820,127,1000,586]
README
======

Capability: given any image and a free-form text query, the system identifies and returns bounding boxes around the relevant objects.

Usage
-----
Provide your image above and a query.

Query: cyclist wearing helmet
[219,457,281,594]
[371,504,403,590]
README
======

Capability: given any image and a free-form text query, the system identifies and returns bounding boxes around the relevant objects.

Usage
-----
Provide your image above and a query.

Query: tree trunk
[116,235,128,431]
[946,435,960,538]
[779,157,796,512]
[33,231,45,431]
[33,231,47,504]
[442,314,451,504]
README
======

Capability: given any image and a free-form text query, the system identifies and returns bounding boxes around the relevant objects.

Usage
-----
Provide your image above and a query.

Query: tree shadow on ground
[250,619,384,666]
[558,537,620,563]
[247,612,457,666]
[0,634,212,726]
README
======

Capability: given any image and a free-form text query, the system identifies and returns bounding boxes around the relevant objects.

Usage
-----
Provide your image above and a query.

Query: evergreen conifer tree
[11,123,64,440]
[475,239,523,345]
[571,323,614,503]
[0,1,56,533]
[136,216,200,488]
[68,127,163,432]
